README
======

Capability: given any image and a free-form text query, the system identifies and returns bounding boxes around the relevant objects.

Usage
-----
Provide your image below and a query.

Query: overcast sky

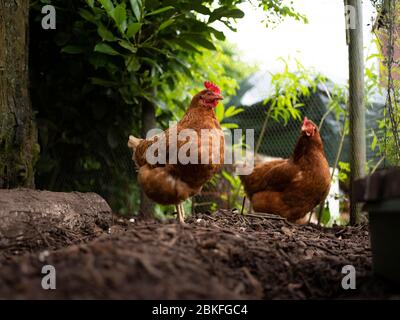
[220,0,378,86]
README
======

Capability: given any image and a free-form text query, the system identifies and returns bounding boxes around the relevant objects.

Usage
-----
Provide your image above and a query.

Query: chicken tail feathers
[128,135,142,151]
[138,165,201,205]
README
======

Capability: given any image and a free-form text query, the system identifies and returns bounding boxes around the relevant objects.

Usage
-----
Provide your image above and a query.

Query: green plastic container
[365,199,400,284]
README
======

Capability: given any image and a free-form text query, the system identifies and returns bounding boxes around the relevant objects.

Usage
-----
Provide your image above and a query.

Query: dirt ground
[0,210,398,299]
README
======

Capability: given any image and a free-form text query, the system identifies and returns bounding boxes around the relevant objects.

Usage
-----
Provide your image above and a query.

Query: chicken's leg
[176,203,185,224]
[180,203,186,222]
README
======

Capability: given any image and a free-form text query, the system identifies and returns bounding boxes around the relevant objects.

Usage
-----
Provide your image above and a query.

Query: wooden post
[347,0,366,225]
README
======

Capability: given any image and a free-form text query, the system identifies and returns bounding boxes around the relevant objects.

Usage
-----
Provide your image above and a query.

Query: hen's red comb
[204,81,221,94]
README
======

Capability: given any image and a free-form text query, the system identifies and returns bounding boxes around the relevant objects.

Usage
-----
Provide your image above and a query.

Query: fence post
[347,0,366,225]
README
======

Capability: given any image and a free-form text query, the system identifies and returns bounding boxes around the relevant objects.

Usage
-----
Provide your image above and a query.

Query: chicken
[128,81,224,223]
[240,117,331,224]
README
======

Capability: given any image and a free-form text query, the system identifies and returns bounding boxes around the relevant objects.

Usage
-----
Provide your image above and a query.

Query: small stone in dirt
[281,226,294,237]
[129,218,135,223]
[284,261,290,267]
[38,250,50,262]
[297,241,307,248]
[196,218,206,225]
[288,283,303,290]
[304,249,314,260]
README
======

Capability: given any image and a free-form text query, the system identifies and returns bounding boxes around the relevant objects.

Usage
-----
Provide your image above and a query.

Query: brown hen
[128,81,224,223]
[240,117,331,224]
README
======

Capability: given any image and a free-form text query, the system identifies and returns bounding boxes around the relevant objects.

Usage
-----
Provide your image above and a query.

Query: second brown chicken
[240,117,331,224]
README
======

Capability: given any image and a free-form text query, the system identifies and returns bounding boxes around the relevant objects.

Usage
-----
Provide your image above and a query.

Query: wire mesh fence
[48,0,399,224]
[200,72,389,213]
[83,73,385,222]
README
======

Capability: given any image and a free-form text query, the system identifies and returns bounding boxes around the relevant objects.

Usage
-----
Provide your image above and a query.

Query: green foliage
[367,39,400,166]
[369,5,400,166]
[264,57,326,125]
[219,170,245,210]
[338,161,350,183]
[318,203,331,226]
[258,0,308,27]
[216,104,245,129]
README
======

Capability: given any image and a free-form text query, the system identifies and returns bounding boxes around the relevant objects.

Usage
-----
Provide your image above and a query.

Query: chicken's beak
[215,94,224,101]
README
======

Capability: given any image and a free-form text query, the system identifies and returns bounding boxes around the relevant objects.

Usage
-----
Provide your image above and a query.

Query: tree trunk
[139,99,156,217]
[0,0,38,188]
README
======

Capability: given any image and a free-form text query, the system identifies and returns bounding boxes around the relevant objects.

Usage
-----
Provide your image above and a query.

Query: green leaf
[141,57,163,74]
[159,19,174,31]
[61,45,84,54]
[224,106,244,118]
[126,56,140,72]
[320,204,331,225]
[224,8,245,18]
[222,170,237,188]
[97,24,116,41]
[173,39,201,53]
[209,7,244,23]
[191,3,211,15]
[98,0,114,13]
[222,123,239,129]
[146,6,174,17]
[89,54,108,68]
[127,22,141,37]
[170,57,193,79]
[208,27,225,41]
[118,40,137,53]
[79,9,95,23]
[111,4,127,33]
[86,0,94,8]
[371,131,378,151]
[130,0,142,21]
[94,43,120,55]
[215,103,224,122]
[184,34,216,50]
[90,77,118,87]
